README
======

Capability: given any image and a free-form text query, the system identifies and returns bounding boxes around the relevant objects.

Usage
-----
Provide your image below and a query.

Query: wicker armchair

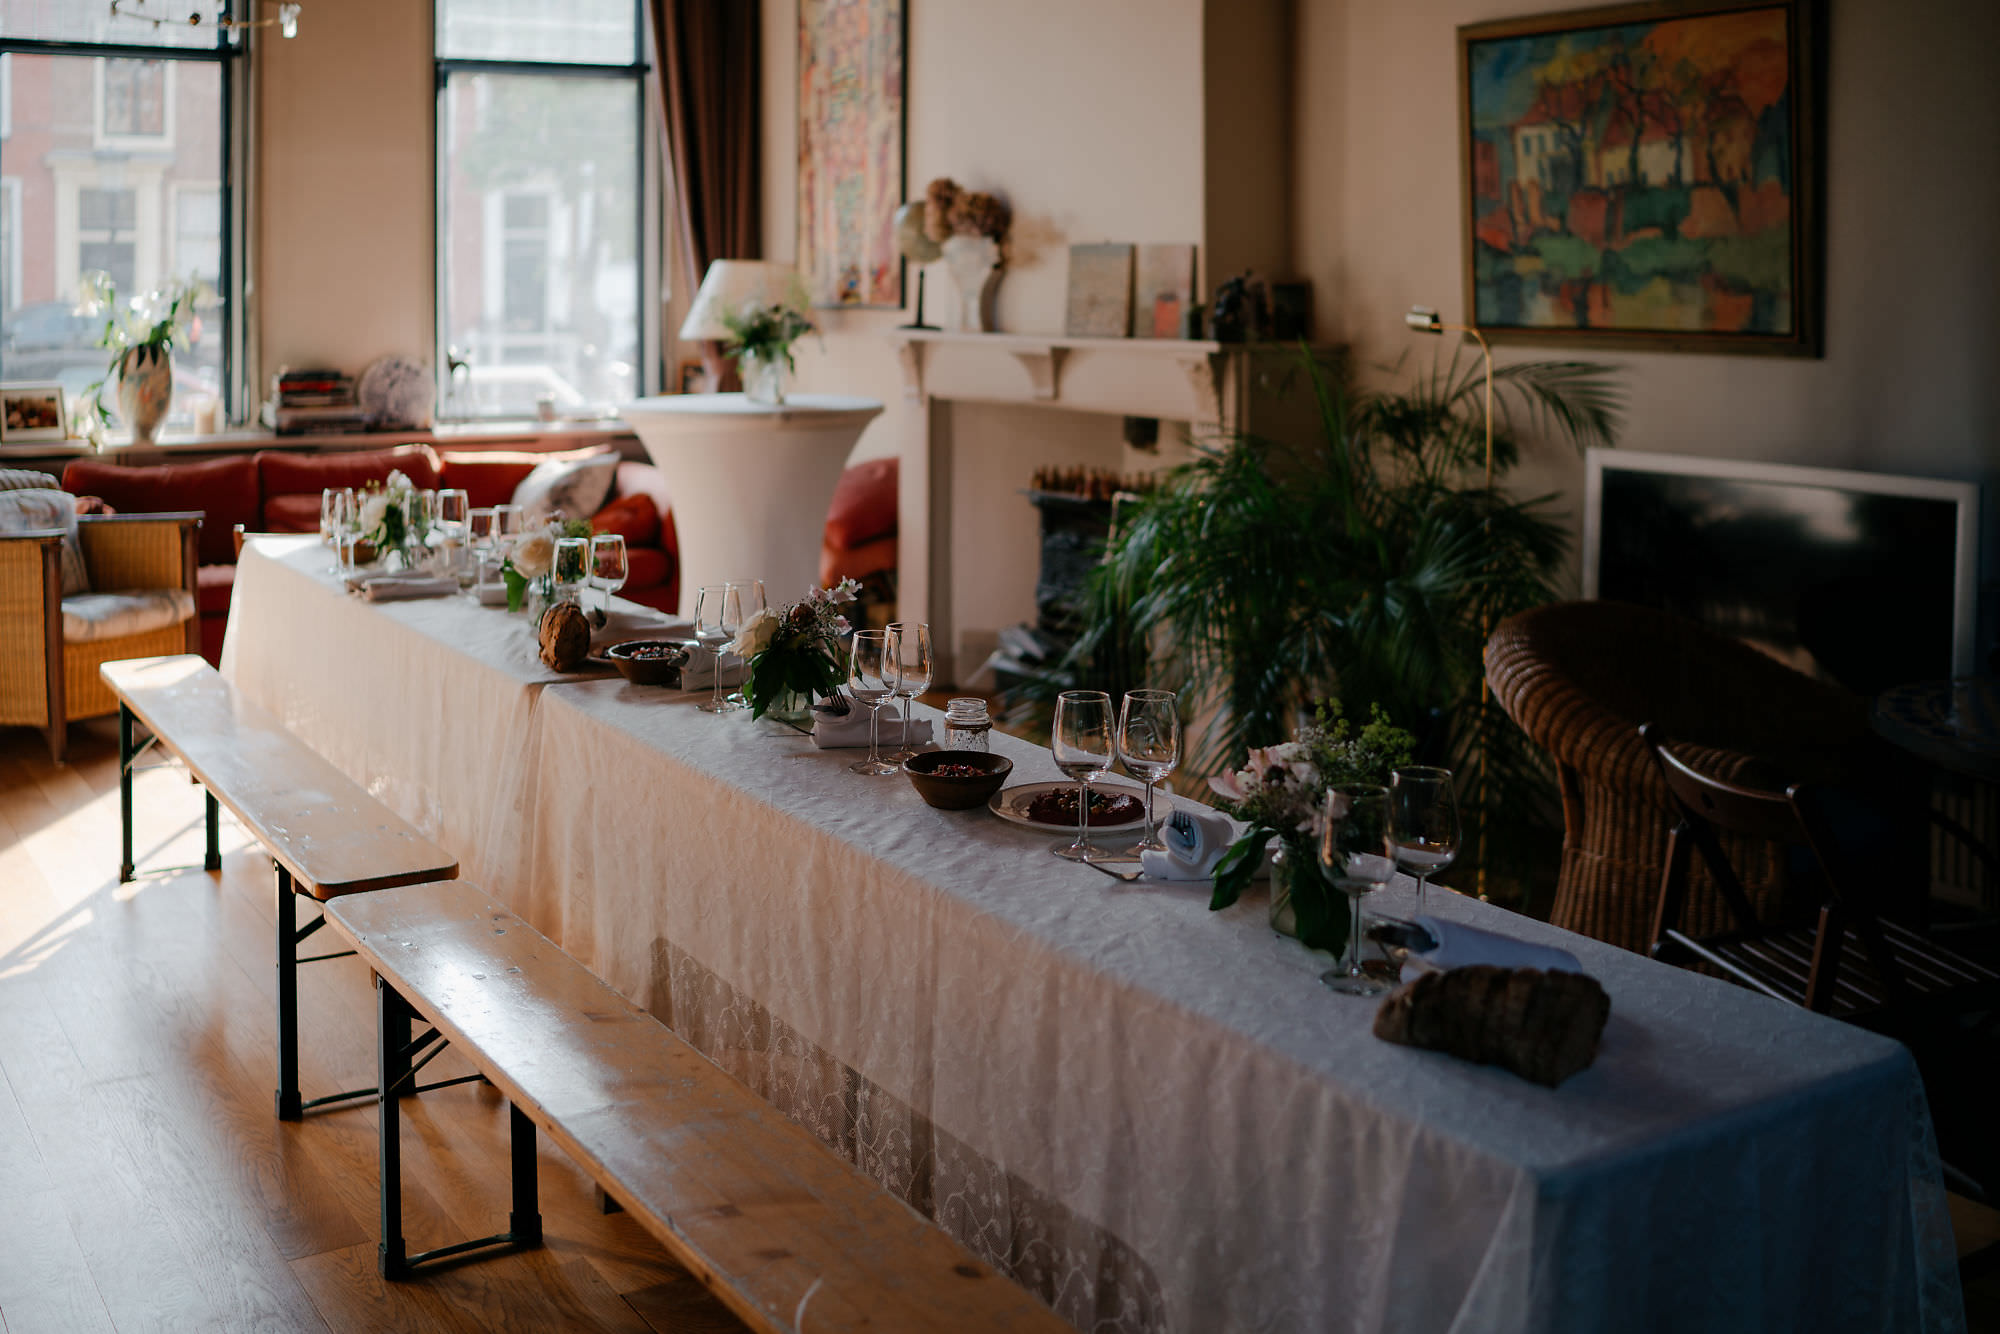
[1,511,202,763]
[1486,601,1892,952]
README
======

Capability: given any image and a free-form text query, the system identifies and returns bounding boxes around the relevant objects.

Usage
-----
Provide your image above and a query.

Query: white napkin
[1401,915,1583,981]
[591,607,689,652]
[680,643,746,689]
[810,709,934,750]
[360,573,457,602]
[1138,806,1237,880]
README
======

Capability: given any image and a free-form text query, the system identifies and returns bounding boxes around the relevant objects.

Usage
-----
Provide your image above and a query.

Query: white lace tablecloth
[221,538,1965,1334]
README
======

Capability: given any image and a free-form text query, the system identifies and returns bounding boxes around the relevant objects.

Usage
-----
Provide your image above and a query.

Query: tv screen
[1584,450,1979,696]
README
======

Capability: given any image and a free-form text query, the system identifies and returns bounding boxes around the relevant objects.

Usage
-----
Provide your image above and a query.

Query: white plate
[988,779,1152,833]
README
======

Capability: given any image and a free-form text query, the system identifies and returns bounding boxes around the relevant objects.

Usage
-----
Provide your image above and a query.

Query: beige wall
[1293,0,2000,612]
[254,0,434,383]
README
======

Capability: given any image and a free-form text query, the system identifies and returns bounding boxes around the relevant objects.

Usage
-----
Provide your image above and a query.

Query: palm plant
[1026,347,1622,904]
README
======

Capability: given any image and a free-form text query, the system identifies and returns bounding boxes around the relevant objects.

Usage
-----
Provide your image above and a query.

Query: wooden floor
[0,717,744,1334]
[3,716,1999,1332]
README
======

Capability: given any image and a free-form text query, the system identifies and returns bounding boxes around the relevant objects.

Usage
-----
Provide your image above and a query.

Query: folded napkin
[360,573,458,602]
[680,643,747,690]
[1137,806,1237,880]
[810,706,934,750]
[1401,915,1583,982]
[591,607,689,652]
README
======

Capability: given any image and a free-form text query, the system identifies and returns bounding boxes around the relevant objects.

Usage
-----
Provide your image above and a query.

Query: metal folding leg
[118,705,136,883]
[204,790,221,871]
[377,977,541,1279]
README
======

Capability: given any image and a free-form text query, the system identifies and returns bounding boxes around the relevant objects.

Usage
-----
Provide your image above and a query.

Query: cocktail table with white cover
[523,681,1962,1334]
[620,393,884,615]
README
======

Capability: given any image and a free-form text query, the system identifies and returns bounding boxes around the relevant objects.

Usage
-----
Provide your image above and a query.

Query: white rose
[729,606,781,658]
[511,532,554,578]
[385,469,412,494]
[357,493,389,534]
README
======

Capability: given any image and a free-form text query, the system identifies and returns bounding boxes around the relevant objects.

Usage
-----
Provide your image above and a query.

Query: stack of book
[267,368,370,435]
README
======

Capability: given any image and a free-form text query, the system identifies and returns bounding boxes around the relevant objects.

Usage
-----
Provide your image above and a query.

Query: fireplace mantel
[885,329,1246,426]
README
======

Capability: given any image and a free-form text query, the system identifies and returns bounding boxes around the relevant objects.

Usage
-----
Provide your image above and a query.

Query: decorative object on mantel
[1205,703,1416,954]
[357,355,435,430]
[678,260,814,405]
[1134,244,1197,339]
[1064,244,1134,338]
[73,270,214,449]
[892,201,942,330]
[1459,0,1819,356]
[731,577,860,723]
[924,178,1012,332]
[1209,271,1270,343]
[797,0,906,308]
[1271,282,1313,341]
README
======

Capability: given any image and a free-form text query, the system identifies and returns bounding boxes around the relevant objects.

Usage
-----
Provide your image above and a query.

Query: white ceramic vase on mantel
[940,234,1002,332]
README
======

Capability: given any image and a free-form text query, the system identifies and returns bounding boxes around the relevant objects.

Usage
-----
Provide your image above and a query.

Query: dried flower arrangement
[923,178,1011,248]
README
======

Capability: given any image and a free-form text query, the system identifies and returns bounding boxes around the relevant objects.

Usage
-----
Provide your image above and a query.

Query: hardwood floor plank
[0,1188,115,1334]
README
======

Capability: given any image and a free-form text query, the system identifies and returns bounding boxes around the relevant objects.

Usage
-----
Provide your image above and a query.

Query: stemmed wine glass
[553,536,589,605]
[1051,690,1115,862]
[1389,766,1460,912]
[468,507,500,590]
[434,488,471,581]
[847,629,900,775]
[1318,785,1398,996]
[320,488,350,572]
[1117,690,1180,854]
[725,580,766,708]
[693,583,743,714]
[885,622,933,762]
[591,534,629,618]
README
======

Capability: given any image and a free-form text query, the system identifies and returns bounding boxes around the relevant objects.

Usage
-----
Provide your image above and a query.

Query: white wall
[1293,0,2000,637]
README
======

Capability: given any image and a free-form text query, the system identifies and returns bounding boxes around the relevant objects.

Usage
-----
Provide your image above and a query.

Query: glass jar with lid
[943,697,993,751]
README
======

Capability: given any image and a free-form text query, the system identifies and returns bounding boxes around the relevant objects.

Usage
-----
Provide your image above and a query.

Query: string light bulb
[108,1,301,38]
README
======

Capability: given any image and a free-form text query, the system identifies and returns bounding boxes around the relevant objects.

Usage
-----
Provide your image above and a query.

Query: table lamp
[679,261,807,342]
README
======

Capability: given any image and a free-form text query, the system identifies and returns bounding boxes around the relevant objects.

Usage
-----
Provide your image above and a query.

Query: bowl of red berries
[902,749,1014,810]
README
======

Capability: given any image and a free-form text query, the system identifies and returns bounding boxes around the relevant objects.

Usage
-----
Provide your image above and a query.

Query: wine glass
[468,507,500,590]
[591,534,629,618]
[1051,690,1115,862]
[553,536,589,606]
[724,580,767,708]
[1117,690,1181,854]
[693,583,743,714]
[1318,785,1397,996]
[847,629,899,775]
[434,488,471,581]
[1389,766,1460,913]
[884,622,933,762]
[320,488,349,571]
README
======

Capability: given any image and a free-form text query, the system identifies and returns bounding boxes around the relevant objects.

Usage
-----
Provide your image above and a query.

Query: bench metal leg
[118,705,136,884]
[377,977,542,1280]
[275,867,302,1121]
[204,790,221,872]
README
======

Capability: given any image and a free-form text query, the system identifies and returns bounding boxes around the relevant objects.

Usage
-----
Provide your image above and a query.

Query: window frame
[432,0,659,421]
[94,56,176,150]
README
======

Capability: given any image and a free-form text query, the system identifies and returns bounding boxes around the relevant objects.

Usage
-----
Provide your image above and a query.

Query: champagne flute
[1117,690,1181,854]
[848,629,899,775]
[1051,690,1115,862]
[724,580,767,708]
[591,534,629,618]
[1318,785,1397,996]
[885,622,933,762]
[1389,766,1460,913]
[553,536,589,606]
[693,583,742,714]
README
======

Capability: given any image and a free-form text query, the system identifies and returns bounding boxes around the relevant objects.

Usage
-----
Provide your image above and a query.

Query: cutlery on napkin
[810,704,934,750]
[591,608,689,652]
[1136,806,1237,880]
[1393,916,1583,981]
[357,573,459,602]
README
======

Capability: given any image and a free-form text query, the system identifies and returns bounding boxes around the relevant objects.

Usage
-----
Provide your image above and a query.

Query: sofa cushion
[262,493,324,534]
[513,448,619,524]
[438,446,611,509]
[62,588,195,643]
[1,467,60,492]
[824,456,898,549]
[257,443,441,507]
[196,562,236,616]
[623,544,671,592]
[0,488,91,595]
[62,454,258,567]
[614,460,678,559]
[590,491,661,549]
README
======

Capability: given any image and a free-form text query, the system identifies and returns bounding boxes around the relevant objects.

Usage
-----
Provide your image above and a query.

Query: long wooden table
[222,536,1967,1334]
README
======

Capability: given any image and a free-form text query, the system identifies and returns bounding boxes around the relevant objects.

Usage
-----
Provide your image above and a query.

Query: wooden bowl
[604,640,689,687]
[902,750,1013,810]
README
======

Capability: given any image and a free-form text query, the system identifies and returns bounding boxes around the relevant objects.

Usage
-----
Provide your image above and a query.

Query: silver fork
[1167,807,1198,851]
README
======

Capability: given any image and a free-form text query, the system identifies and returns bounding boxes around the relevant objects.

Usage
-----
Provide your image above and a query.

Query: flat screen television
[1583,449,1980,695]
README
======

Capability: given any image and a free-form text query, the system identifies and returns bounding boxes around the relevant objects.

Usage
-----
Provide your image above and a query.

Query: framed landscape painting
[797,0,906,309]
[1458,0,1819,355]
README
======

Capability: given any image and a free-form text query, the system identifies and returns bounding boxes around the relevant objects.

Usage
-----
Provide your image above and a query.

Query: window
[436,0,655,419]
[1,17,237,428]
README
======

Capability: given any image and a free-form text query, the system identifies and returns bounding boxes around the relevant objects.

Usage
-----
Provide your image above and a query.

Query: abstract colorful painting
[797,0,906,309]
[1458,1,1818,354]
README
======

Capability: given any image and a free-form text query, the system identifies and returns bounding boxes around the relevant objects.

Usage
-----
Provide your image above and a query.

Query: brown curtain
[651,0,762,386]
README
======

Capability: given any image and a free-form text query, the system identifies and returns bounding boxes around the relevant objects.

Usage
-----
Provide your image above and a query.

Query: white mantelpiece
[886,330,1241,429]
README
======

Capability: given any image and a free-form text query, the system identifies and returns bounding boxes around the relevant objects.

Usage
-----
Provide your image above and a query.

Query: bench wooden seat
[100,654,461,1120]
[326,879,1071,1334]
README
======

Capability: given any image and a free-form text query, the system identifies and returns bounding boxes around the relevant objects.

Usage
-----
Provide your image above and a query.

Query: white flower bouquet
[729,577,859,719]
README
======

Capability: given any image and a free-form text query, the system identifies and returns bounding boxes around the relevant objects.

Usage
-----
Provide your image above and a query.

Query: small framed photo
[677,360,712,395]
[0,383,70,443]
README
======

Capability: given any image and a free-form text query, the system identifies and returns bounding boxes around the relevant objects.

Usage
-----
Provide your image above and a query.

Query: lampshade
[679,261,806,341]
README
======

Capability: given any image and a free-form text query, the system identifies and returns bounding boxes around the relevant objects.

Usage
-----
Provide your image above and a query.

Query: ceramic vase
[941,234,1003,332]
[740,348,789,405]
[117,345,173,446]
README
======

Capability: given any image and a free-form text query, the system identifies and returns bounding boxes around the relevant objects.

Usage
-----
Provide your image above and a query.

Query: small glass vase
[767,686,813,729]
[1269,844,1301,940]
[740,348,788,405]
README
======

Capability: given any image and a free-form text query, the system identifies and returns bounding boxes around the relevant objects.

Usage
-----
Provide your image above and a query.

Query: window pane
[103,59,168,139]
[0,53,225,429]
[0,0,227,50]
[436,0,637,65]
[440,72,638,417]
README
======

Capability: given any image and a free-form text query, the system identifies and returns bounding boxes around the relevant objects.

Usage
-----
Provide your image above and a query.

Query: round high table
[621,393,884,615]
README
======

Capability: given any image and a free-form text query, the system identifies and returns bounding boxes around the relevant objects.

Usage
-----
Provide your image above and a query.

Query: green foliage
[721,303,816,373]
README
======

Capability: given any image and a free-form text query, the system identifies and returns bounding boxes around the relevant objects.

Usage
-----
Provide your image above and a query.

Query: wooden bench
[100,654,461,1121]
[326,879,1071,1333]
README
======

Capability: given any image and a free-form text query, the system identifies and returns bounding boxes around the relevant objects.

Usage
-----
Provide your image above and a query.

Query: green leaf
[1209,827,1274,910]
[502,565,527,613]
[1283,851,1350,956]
